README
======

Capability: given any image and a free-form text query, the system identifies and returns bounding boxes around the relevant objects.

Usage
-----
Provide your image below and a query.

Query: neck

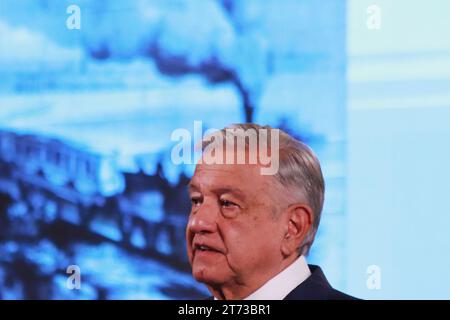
[208,254,299,300]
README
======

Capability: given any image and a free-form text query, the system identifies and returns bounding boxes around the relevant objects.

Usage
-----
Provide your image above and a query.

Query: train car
[0,66,242,265]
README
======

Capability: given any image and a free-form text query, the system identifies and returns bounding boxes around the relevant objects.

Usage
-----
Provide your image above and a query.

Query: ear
[280,204,314,257]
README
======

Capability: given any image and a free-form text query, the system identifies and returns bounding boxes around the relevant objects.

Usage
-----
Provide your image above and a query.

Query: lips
[192,241,223,254]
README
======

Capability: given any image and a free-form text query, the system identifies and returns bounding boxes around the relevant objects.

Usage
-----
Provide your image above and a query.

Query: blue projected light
[1,0,344,299]
[0,0,448,300]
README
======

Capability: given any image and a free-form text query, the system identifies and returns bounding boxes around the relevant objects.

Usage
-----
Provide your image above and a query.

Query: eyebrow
[212,187,247,201]
[188,182,247,201]
[188,181,199,192]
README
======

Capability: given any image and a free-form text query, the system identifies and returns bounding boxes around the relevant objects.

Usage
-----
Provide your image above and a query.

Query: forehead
[189,162,271,195]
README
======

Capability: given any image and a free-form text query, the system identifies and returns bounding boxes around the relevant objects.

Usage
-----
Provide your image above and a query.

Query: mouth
[193,244,222,254]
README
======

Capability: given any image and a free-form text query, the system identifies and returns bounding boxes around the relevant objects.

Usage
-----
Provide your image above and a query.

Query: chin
[192,265,227,286]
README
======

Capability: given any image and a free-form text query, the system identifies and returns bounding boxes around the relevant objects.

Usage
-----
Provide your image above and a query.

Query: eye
[190,197,202,207]
[220,199,238,208]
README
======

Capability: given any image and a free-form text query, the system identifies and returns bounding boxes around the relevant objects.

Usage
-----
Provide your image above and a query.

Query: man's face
[186,161,286,289]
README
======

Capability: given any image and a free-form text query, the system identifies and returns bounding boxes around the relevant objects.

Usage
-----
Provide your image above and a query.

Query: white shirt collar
[213,255,311,300]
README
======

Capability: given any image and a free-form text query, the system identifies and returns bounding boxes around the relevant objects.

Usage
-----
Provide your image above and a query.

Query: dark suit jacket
[207,264,358,300]
[283,265,357,300]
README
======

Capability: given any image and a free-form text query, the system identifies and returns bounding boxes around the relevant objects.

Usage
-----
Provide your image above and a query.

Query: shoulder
[324,287,359,300]
[284,265,360,300]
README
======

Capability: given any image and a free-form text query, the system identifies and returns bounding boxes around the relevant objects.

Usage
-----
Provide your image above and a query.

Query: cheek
[223,220,280,266]
[225,226,253,251]
[185,223,194,262]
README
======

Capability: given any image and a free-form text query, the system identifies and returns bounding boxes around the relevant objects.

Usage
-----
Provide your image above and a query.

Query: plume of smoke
[0,0,269,121]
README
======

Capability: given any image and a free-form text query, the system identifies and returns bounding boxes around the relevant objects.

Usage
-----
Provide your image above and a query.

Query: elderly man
[186,123,355,300]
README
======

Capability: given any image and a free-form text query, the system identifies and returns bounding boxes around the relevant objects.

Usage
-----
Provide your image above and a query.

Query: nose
[188,200,218,235]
